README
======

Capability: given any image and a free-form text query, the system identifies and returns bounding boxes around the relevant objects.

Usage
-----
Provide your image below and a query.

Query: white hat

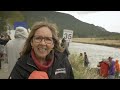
[15,26,28,39]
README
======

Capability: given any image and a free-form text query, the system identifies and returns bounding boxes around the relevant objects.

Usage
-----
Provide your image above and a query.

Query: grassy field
[72,38,120,48]
[69,54,101,79]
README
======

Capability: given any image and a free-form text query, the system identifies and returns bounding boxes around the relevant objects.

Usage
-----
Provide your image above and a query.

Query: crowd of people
[4,27,28,73]
[97,57,120,79]
[78,52,120,79]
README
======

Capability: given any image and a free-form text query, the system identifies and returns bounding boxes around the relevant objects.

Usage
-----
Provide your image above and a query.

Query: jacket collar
[25,50,66,72]
[26,53,39,70]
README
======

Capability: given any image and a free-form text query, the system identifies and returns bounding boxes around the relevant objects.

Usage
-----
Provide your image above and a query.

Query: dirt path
[0,61,10,79]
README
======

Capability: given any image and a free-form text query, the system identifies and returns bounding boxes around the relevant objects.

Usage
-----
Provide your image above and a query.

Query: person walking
[4,26,28,73]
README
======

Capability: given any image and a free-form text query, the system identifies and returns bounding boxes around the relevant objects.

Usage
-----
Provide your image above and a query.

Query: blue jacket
[109,61,115,75]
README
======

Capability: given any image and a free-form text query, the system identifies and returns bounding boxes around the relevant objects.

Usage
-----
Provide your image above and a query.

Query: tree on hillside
[0,11,24,33]
[0,17,7,33]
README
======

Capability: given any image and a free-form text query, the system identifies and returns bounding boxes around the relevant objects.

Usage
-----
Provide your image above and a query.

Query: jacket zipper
[27,63,39,70]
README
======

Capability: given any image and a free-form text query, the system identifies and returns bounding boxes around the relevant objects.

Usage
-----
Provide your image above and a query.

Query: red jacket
[99,61,109,77]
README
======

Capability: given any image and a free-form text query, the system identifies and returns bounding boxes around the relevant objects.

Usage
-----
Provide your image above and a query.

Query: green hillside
[21,11,120,38]
[1,11,120,39]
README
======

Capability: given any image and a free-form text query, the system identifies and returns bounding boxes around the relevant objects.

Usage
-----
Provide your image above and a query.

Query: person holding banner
[61,38,70,57]
[8,21,74,79]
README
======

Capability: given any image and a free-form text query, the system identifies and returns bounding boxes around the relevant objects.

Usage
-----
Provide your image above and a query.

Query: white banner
[63,29,73,43]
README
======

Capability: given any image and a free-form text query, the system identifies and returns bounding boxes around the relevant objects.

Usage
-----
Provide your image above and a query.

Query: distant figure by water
[84,52,89,67]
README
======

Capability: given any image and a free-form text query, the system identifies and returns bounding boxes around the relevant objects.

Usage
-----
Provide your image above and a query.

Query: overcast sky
[57,11,120,33]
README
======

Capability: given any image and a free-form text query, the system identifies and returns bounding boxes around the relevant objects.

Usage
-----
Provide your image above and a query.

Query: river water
[69,42,120,68]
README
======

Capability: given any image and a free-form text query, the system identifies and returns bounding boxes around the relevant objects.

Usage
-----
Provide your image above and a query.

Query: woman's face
[31,27,54,59]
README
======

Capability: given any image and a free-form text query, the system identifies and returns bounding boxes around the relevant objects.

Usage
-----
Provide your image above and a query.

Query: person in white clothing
[4,26,28,73]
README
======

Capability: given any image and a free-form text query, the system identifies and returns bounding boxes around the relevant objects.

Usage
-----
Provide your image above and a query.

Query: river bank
[72,38,120,48]
[69,54,102,79]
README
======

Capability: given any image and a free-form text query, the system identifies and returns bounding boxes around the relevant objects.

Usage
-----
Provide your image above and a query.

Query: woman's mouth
[38,47,47,52]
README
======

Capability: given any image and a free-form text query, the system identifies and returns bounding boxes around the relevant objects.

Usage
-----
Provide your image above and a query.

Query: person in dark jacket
[61,38,70,57]
[0,34,11,46]
[9,21,74,79]
[84,52,89,67]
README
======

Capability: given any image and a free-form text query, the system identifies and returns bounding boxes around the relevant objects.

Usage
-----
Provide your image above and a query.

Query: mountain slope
[21,11,119,38]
